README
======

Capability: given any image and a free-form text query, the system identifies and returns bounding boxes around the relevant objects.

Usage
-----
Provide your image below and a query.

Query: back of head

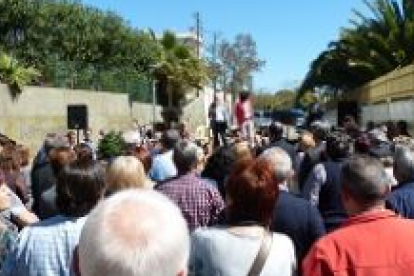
[75,143,94,164]
[326,131,352,160]
[105,156,151,195]
[397,120,410,136]
[239,91,250,102]
[268,122,284,142]
[201,145,236,186]
[161,129,180,150]
[310,120,330,142]
[232,141,253,161]
[393,144,414,183]
[260,147,293,183]
[341,155,389,206]
[226,158,279,226]
[78,190,190,276]
[56,161,105,217]
[47,135,74,175]
[354,133,372,154]
[173,140,198,173]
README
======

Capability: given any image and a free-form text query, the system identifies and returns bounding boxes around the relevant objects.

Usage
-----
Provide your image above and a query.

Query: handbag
[247,229,273,276]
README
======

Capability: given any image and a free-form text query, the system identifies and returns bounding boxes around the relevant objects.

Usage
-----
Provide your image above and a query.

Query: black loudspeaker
[67,105,88,129]
[338,101,360,126]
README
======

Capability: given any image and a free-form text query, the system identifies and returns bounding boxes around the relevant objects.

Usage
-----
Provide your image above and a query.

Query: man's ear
[288,169,295,180]
[73,245,81,276]
[177,268,188,276]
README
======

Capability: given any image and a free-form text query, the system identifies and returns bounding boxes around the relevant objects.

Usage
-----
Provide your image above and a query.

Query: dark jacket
[271,190,325,266]
[298,144,326,191]
[318,161,348,232]
[386,181,414,219]
[30,163,56,218]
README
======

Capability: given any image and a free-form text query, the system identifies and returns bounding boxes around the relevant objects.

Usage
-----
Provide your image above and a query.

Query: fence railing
[41,60,153,103]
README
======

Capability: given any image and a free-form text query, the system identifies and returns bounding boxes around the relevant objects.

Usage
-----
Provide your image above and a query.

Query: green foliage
[254,89,296,110]
[212,34,265,93]
[0,0,208,103]
[155,31,209,108]
[98,131,126,160]
[299,0,414,97]
[0,52,40,98]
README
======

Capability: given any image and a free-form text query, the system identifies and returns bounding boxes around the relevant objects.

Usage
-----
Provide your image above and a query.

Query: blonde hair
[105,156,153,195]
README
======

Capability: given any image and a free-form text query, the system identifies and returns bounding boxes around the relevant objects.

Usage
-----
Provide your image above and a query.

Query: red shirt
[235,101,245,126]
[303,210,414,276]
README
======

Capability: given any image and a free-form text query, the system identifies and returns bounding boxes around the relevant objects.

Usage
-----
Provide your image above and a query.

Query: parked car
[254,110,273,129]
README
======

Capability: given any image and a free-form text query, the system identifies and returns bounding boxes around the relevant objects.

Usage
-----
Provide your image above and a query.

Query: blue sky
[82,0,370,92]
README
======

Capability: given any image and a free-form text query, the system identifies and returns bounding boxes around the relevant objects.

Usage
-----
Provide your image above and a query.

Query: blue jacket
[271,190,325,265]
[386,181,414,219]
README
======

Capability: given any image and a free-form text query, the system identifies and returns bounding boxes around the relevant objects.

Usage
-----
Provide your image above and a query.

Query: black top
[318,161,348,232]
[271,190,325,266]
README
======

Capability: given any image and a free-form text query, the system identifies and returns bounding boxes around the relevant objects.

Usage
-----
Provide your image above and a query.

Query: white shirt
[215,104,228,123]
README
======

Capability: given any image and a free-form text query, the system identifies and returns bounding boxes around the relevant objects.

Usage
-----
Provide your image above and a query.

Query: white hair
[78,190,190,276]
[260,147,293,182]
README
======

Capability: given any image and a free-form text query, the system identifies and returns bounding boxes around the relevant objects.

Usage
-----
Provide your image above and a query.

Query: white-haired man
[260,147,325,267]
[76,190,190,276]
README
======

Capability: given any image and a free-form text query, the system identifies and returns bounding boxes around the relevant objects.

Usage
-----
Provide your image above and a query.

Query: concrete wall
[360,99,414,126]
[327,64,414,127]
[0,84,133,152]
[131,102,163,126]
[0,83,209,153]
[344,64,414,104]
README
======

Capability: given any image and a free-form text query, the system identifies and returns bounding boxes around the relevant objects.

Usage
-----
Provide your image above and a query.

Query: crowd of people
[1,112,414,275]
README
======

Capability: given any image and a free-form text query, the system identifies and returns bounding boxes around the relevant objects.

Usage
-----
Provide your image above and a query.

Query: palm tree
[152,31,208,124]
[298,0,414,99]
[0,52,40,99]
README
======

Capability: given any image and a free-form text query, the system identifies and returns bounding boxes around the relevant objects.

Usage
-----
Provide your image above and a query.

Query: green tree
[0,52,40,98]
[299,0,414,98]
[152,31,209,122]
[254,89,297,110]
[216,34,265,95]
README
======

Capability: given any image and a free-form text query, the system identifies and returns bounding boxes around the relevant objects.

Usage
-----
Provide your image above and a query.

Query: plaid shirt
[156,173,225,231]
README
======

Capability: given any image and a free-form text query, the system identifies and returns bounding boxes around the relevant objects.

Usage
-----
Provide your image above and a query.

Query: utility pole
[194,12,201,59]
[212,32,218,96]
[194,12,202,97]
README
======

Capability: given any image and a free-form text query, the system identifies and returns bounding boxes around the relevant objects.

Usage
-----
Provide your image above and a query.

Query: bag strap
[247,229,273,276]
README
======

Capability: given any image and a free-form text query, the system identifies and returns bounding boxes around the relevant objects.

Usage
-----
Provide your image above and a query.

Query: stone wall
[0,84,209,153]
[0,84,131,152]
[131,102,163,126]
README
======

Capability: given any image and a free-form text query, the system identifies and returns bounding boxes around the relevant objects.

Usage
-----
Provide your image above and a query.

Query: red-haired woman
[190,158,297,276]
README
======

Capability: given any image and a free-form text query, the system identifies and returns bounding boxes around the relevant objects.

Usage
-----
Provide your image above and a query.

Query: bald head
[78,190,190,276]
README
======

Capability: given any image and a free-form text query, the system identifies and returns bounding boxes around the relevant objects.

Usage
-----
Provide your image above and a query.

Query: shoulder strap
[247,230,273,276]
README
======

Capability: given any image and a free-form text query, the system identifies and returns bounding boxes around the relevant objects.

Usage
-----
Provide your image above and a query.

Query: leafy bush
[97,131,126,160]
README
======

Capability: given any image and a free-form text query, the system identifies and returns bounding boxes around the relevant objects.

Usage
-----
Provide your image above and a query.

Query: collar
[343,209,396,227]
[278,183,289,192]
